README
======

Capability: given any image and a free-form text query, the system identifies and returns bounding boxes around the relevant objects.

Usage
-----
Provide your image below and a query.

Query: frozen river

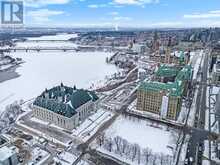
[0,35,118,113]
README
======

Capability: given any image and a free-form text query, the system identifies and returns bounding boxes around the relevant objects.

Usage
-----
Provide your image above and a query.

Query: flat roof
[0,146,15,161]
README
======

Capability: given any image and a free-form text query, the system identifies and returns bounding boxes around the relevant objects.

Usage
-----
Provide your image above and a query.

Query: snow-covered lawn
[93,116,179,165]
[106,116,175,155]
[72,109,114,142]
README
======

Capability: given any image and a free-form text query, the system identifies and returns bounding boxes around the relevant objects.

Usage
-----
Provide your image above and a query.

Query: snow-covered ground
[190,50,203,80]
[0,50,118,114]
[28,147,50,165]
[91,116,179,165]
[54,151,89,165]
[104,116,176,155]
[93,116,179,165]
[72,109,114,142]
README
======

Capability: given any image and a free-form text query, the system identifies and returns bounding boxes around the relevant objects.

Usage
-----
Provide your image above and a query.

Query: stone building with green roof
[137,65,192,120]
[33,83,99,130]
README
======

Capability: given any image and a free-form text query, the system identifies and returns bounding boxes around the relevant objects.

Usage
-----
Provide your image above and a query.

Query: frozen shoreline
[0,66,20,83]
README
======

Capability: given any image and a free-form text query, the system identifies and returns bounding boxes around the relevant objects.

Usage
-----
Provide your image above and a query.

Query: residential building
[33,83,99,130]
[0,146,18,165]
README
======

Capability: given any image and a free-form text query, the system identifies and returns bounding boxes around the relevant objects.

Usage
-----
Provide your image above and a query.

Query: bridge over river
[0,47,79,52]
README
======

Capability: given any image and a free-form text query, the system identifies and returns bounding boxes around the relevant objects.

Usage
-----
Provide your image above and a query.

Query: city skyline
[24,0,220,28]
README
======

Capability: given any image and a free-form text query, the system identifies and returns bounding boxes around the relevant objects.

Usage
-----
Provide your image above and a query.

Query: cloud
[24,0,70,7]
[112,0,159,5]
[88,4,107,8]
[184,10,220,19]
[113,16,132,21]
[108,12,119,16]
[148,21,183,27]
[27,9,64,23]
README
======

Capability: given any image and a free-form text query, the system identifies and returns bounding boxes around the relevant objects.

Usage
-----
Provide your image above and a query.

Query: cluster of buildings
[33,83,99,130]
[137,61,192,120]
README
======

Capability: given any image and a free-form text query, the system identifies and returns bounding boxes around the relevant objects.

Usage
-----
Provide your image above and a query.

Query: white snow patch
[105,116,175,155]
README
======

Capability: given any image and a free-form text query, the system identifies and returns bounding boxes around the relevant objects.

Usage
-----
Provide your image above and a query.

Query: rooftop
[155,65,179,78]
[139,81,182,97]
[33,83,99,118]
[0,146,16,162]
[139,65,192,97]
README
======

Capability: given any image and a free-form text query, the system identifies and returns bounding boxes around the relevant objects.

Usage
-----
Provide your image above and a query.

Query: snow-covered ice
[0,51,118,114]
[15,41,77,48]
[27,33,77,41]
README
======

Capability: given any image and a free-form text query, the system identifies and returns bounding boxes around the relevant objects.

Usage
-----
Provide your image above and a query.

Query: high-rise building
[137,65,192,120]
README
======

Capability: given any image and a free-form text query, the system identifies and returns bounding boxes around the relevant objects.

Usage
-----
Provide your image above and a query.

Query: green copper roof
[139,81,182,97]
[33,84,99,118]
[175,65,192,81]
[139,64,192,97]
[179,51,185,64]
[155,65,179,78]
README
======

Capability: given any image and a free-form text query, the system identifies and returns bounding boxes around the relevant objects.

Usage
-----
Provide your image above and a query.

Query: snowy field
[105,116,176,155]
[94,116,178,165]
[0,37,118,114]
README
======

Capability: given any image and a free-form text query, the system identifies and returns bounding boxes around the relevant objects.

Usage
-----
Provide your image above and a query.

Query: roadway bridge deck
[0,47,79,52]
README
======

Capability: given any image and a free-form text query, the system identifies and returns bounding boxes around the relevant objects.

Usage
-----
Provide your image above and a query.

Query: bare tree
[131,143,140,162]
[96,133,105,146]
[121,138,128,154]
[152,154,158,165]
[159,153,165,165]
[114,136,122,154]
[137,144,141,164]
[142,148,152,164]
[104,137,113,152]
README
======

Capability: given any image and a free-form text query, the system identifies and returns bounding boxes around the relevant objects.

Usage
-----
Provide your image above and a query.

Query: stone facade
[136,65,192,120]
[137,84,181,120]
[33,84,98,130]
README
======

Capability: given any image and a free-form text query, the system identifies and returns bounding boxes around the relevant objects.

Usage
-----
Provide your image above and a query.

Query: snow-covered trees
[0,101,22,133]
[96,134,174,165]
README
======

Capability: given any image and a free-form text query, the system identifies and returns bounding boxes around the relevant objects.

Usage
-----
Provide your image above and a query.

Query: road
[185,49,209,165]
